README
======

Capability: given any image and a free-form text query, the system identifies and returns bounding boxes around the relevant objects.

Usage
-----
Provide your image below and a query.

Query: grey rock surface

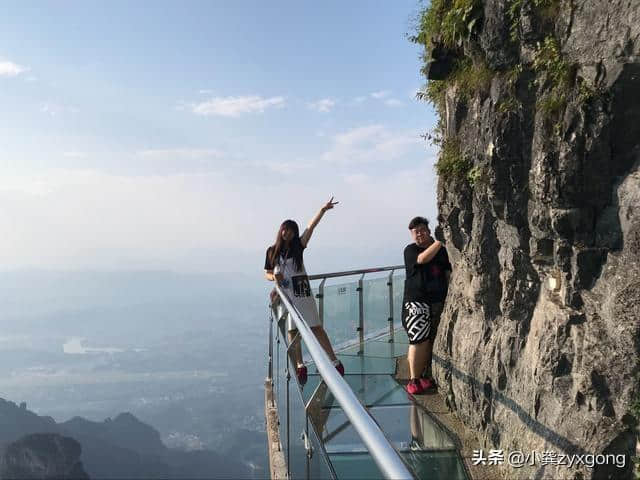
[0,433,89,479]
[431,1,640,479]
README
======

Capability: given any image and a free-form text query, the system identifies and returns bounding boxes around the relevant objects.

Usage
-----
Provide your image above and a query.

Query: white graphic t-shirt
[265,246,321,330]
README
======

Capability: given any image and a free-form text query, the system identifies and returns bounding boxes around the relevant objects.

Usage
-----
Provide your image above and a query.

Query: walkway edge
[265,379,287,480]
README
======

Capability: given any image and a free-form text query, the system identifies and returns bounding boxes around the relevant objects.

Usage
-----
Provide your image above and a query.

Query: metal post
[387,269,395,343]
[357,273,365,355]
[275,332,280,410]
[305,414,311,480]
[286,361,291,479]
[317,278,326,326]
[268,306,274,380]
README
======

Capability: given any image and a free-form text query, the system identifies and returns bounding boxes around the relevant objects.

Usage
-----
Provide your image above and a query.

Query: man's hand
[417,240,442,264]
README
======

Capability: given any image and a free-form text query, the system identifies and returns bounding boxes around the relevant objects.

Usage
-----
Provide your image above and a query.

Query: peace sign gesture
[321,196,339,212]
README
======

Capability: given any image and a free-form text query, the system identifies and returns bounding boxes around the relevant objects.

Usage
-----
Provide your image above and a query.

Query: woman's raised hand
[322,196,339,212]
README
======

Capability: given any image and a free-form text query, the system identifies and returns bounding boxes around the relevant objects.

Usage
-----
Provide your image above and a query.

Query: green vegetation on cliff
[434,137,472,181]
[412,0,597,182]
[411,0,483,51]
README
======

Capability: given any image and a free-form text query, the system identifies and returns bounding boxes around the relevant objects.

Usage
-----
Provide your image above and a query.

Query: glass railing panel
[308,354,396,375]
[274,323,289,472]
[329,451,469,480]
[328,452,385,480]
[384,326,410,344]
[308,419,337,480]
[317,404,457,454]
[403,450,469,479]
[302,374,409,408]
[286,363,332,480]
[320,281,360,348]
[362,276,390,337]
[392,275,405,330]
[337,340,405,358]
[273,321,335,480]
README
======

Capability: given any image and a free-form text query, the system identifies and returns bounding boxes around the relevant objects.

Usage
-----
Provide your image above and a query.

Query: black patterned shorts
[402,301,444,345]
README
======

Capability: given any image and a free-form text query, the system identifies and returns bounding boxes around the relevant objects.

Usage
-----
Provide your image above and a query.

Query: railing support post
[275,331,280,410]
[357,273,365,355]
[387,270,395,343]
[286,360,291,479]
[317,278,326,326]
[267,306,274,381]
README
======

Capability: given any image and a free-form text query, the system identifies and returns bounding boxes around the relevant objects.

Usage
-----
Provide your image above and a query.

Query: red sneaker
[335,361,345,376]
[406,379,424,395]
[296,365,308,385]
[419,377,436,391]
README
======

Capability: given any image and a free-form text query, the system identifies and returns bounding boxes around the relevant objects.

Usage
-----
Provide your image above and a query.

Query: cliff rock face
[0,433,89,479]
[431,1,640,479]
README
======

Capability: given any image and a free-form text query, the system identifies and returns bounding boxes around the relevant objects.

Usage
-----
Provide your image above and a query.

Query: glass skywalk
[268,269,470,479]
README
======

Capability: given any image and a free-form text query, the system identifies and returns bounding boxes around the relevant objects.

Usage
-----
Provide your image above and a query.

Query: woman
[264,197,343,384]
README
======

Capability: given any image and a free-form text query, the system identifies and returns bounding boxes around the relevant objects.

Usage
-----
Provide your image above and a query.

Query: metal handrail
[274,284,413,480]
[307,265,404,281]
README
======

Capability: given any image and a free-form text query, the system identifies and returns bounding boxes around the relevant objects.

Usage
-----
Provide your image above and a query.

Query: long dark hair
[269,220,304,271]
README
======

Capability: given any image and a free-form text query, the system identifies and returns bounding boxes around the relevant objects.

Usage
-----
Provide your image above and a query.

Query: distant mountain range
[0,398,250,479]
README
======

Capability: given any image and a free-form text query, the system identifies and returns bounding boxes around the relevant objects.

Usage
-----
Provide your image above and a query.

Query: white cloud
[136,148,224,160]
[252,159,313,175]
[191,95,285,117]
[384,98,404,107]
[0,60,28,77]
[351,96,367,105]
[63,151,88,159]
[321,125,423,165]
[40,103,80,117]
[308,98,336,113]
[370,90,391,99]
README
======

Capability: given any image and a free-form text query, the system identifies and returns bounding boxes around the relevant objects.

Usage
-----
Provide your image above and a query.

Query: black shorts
[402,301,444,345]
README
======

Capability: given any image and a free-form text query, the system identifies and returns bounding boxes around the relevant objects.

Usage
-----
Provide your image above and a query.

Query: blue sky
[0,1,439,273]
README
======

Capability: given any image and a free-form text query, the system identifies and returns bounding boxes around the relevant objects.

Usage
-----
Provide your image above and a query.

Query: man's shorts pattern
[402,301,444,344]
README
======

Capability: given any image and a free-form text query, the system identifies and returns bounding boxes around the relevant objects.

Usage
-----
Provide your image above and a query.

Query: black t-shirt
[403,243,452,303]
[264,247,278,270]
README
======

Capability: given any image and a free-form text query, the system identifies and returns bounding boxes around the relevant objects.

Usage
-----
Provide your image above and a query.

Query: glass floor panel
[285,327,471,479]
[302,374,409,408]
[308,354,397,375]
[377,328,411,344]
[337,339,407,358]
[310,404,457,454]
[329,450,469,480]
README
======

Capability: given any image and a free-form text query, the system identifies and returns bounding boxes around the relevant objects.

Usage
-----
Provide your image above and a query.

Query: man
[402,216,452,394]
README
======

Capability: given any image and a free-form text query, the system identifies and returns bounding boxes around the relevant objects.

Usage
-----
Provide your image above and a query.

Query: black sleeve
[441,247,452,272]
[403,244,419,276]
[264,247,274,270]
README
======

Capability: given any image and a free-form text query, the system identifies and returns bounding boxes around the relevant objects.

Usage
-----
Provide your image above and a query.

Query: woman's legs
[310,326,338,362]
[288,329,304,367]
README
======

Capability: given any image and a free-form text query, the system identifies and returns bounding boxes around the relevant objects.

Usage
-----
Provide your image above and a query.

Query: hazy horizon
[0,269,271,477]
